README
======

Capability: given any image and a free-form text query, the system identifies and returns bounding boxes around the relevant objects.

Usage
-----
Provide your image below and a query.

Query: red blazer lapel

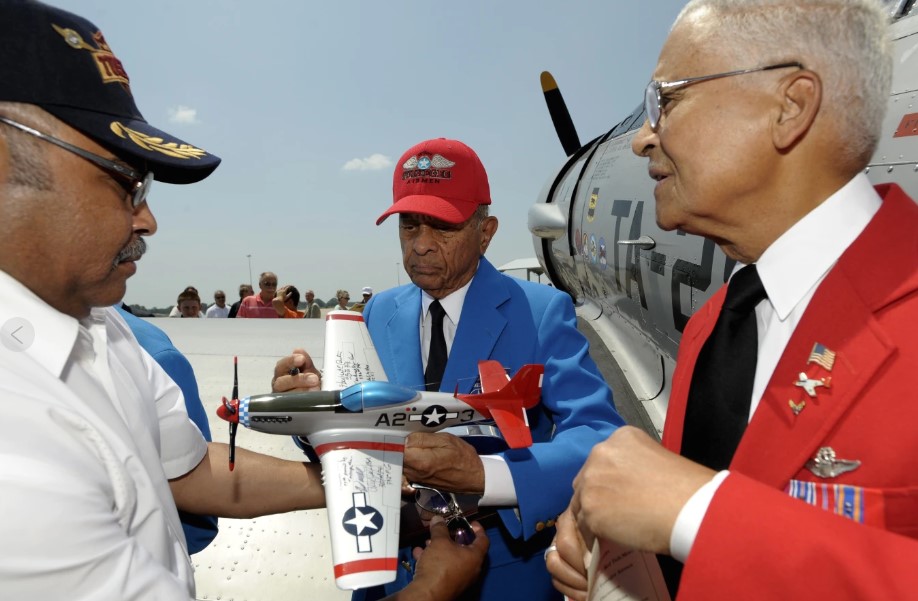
[731,183,916,486]
[731,273,894,487]
[664,183,917,475]
[661,290,725,452]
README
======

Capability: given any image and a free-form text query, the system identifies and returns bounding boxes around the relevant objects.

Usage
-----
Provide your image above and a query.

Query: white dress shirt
[419,263,518,506]
[670,173,882,561]
[205,304,230,318]
[0,270,207,599]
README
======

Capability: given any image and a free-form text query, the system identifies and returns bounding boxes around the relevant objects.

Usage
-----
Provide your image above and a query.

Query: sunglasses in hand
[412,483,476,545]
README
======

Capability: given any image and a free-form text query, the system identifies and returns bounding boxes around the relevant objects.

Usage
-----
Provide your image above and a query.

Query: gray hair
[676,0,892,167]
[0,102,53,191]
[473,204,490,224]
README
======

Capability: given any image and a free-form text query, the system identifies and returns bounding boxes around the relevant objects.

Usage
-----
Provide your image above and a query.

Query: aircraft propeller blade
[541,71,581,156]
[229,356,238,471]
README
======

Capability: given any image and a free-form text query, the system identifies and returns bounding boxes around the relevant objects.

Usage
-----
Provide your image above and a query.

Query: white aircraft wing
[313,430,405,590]
[323,310,388,391]
[318,311,400,589]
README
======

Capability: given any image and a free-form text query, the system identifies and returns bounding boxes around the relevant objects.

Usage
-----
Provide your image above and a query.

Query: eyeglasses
[0,115,153,208]
[261,281,277,287]
[644,62,804,131]
[413,484,475,545]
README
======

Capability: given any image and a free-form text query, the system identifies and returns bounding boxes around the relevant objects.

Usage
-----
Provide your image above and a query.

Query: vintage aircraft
[216,310,544,590]
[527,0,918,439]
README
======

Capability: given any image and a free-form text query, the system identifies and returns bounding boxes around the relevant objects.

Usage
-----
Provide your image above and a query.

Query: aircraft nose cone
[217,398,239,423]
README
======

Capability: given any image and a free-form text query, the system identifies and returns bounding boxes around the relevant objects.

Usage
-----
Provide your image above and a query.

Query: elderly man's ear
[478,216,499,254]
[773,69,822,151]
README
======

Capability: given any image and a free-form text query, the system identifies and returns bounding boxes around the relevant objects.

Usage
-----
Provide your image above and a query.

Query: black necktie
[660,265,768,597]
[425,300,448,391]
[682,264,768,470]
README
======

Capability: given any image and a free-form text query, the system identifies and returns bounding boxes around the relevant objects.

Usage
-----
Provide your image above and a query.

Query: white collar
[750,173,881,320]
[0,269,80,379]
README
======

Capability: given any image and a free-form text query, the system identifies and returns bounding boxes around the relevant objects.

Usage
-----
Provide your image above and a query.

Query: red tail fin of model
[460,361,544,449]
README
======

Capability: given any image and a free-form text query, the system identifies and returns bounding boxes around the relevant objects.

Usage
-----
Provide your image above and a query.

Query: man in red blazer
[547,0,918,599]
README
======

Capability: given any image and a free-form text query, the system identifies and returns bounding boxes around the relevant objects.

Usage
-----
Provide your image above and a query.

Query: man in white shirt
[547,1,918,600]
[0,2,486,599]
[205,290,230,318]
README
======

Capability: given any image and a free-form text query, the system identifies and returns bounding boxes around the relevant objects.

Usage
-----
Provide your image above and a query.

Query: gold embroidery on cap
[110,122,207,160]
[52,25,130,88]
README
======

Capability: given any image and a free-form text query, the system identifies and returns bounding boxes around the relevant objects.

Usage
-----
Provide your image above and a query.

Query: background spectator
[169,286,203,318]
[273,284,304,318]
[334,289,350,311]
[177,289,201,318]
[204,290,230,318]
[303,289,322,318]
[351,286,373,313]
[227,283,253,318]
[238,272,279,318]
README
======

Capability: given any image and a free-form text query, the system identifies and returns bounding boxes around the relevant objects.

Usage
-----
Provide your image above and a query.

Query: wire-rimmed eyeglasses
[413,484,476,545]
[644,62,804,130]
[0,115,153,208]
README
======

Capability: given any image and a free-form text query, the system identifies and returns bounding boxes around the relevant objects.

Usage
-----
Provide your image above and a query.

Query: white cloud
[342,153,392,172]
[168,105,199,124]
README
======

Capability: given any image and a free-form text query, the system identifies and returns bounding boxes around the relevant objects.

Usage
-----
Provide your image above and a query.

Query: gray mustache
[115,237,146,264]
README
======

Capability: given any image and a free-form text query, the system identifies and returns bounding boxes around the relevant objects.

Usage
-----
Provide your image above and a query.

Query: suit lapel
[665,184,917,475]
[731,185,918,486]
[662,292,724,451]
[384,287,424,388]
[443,259,509,393]
[732,271,894,486]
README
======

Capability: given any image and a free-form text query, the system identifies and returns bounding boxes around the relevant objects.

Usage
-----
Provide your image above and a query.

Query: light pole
[396,262,401,286]
[246,254,253,287]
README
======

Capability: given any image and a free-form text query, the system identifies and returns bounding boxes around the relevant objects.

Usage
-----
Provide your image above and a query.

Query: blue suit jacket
[360,257,623,600]
[116,307,218,555]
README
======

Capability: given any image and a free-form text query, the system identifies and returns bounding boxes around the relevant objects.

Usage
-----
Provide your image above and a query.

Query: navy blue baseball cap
[0,0,221,184]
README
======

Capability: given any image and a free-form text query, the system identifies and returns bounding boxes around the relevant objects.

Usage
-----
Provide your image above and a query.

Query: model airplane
[216,310,544,590]
[527,0,918,439]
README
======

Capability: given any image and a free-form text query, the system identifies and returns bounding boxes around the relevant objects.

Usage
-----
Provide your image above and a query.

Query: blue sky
[55,0,687,308]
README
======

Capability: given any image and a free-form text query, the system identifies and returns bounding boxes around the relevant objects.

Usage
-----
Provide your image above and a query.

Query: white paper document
[586,539,672,601]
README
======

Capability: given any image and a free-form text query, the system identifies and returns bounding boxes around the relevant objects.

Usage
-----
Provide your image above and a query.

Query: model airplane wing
[313,431,404,590]
[323,310,388,391]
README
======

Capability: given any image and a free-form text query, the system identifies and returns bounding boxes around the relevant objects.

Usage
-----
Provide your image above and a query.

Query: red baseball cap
[376,138,491,225]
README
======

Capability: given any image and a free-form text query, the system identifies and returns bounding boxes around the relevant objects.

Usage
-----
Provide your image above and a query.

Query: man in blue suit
[354,138,624,601]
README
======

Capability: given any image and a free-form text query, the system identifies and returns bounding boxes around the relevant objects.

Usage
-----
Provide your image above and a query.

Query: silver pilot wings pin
[806,446,861,479]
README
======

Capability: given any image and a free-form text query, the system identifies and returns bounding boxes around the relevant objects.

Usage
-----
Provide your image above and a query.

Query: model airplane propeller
[216,310,544,590]
[227,356,238,471]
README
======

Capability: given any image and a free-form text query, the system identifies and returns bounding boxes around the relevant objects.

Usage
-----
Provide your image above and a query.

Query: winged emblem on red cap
[402,154,456,170]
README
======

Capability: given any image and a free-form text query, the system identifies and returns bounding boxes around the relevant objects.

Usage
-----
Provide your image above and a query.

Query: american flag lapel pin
[807,343,836,371]
[788,343,836,416]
